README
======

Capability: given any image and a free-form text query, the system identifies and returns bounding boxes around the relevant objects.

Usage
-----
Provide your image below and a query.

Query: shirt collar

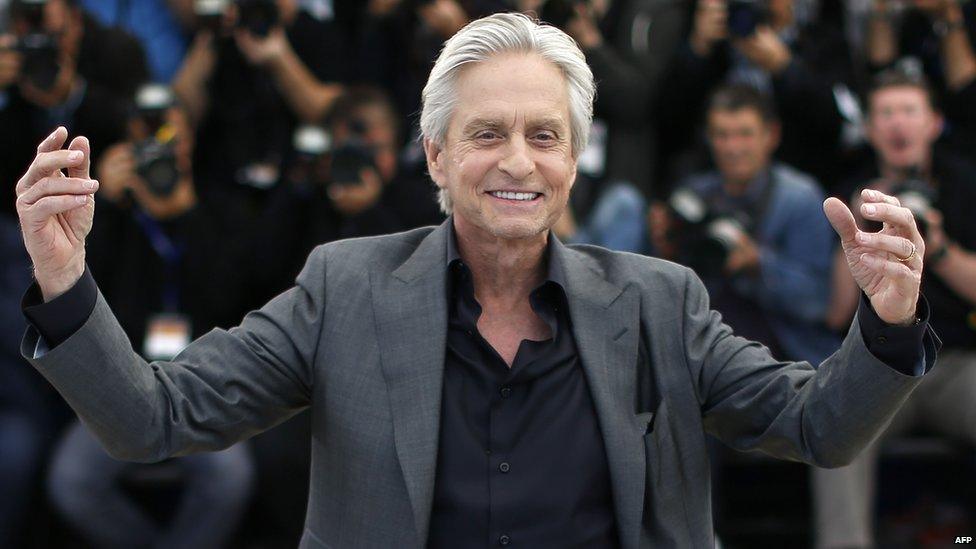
[445,216,567,290]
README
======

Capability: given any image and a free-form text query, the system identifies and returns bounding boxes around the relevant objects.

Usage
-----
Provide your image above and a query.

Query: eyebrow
[461,116,568,135]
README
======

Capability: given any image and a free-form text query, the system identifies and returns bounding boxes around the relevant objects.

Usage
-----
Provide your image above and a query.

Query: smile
[488,191,542,202]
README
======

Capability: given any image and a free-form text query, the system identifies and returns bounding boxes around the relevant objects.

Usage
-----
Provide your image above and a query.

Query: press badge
[144,314,192,361]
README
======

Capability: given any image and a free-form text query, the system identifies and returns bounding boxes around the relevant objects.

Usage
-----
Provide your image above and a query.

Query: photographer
[0,0,148,216]
[44,86,255,548]
[865,0,976,154]
[813,68,976,549]
[534,0,687,196]
[650,84,838,365]
[660,0,856,190]
[171,0,348,193]
[254,86,445,296]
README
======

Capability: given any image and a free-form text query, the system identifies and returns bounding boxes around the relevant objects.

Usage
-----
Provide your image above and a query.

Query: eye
[532,131,558,144]
[475,130,500,141]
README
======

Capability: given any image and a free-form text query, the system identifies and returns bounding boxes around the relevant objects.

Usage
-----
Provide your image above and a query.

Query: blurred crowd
[1,0,974,547]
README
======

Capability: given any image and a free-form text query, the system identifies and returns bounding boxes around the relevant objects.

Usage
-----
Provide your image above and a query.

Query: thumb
[824,197,858,244]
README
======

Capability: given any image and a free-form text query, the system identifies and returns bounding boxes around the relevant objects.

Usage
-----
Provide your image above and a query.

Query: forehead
[707,108,766,128]
[450,53,571,130]
[869,86,931,111]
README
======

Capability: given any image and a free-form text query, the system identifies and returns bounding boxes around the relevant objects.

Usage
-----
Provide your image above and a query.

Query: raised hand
[824,189,924,326]
[15,127,99,301]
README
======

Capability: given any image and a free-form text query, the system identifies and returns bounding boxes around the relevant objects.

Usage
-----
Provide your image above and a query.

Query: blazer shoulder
[305,226,438,274]
[566,243,694,293]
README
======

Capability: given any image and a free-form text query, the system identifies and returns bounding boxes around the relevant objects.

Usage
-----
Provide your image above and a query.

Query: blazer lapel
[554,240,646,549]
[370,221,451,548]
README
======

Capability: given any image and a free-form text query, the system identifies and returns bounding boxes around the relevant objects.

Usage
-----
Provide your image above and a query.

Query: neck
[453,216,548,311]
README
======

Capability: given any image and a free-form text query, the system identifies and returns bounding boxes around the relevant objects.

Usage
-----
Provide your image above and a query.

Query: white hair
[419,12,596,214]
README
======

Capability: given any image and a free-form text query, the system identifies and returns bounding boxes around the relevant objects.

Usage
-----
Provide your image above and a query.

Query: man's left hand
[825,190,924,326]
[725,231,761,274]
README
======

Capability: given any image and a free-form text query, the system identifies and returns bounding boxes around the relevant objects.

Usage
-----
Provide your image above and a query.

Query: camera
[890,177,937,240]
[539,0,588,30]
[289,125,331,187]
[132,85,180,197]
[194,0,228,33]
[9,0,60,90]
[665,188,750,277]
[236,0,278,37]
[861,168,937,239]
[727,0,767,38]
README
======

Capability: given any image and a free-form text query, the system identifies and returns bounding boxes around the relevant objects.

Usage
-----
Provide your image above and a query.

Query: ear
[929,112,945,141]
[767,120,782,152]
[423,137,446,190]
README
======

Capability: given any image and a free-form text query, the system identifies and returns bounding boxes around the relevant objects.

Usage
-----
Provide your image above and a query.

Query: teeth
[491,191,538,201]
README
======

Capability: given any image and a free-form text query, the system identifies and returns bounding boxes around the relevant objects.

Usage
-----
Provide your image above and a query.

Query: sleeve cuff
[22,265,98,348]
[857,292,931,376]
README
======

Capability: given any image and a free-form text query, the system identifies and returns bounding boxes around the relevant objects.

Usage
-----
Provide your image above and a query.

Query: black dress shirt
[426,227,619,548]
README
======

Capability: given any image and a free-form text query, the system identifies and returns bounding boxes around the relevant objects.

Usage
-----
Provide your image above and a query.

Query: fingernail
[76,195,87,204]
[85,179,96,189]
[864,204,876,215]
[856,232,868,243]
[860,253,875,265]
[68,151,83,161]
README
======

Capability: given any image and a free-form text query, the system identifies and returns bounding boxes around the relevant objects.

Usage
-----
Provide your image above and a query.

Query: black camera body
[236,0,279,37]
[330,141,376,187]
[539,0,588,30]
[134,138,180,197]
[9,0,60,90]
[727,0,768,38]
[14,32,60,90]
[132,85,180,197]
[194,0,229,32]
[665,188,750,277]
[890,178,937,240]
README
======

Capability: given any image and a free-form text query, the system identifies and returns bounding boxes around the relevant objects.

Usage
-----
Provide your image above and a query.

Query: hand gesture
[15,127,99,301]
[824,189,924,326]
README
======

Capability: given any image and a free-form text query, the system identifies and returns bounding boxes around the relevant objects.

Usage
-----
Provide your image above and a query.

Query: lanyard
[132,208,184,312]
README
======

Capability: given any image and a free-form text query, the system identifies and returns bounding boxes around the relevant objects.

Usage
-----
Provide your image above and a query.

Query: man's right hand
[15,127,99,302]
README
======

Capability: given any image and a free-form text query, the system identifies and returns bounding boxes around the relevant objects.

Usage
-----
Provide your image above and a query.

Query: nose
[497,134,535,181]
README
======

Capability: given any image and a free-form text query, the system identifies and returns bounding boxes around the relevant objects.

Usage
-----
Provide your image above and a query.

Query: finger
[860,188,900,207]
[66,135,91,180]
[859,253,917,281]
[18,177,98,206]
[18,148,84,194]
[824,197,858,243]
[36,126,69,156]
[860,202,917,234]
[23,194,90,227]
[855,231,919,261]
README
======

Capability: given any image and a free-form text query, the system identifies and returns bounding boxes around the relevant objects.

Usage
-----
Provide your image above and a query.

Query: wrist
[37,259,85,302]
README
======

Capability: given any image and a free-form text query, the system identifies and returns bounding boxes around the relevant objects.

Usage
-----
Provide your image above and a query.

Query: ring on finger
[895,242,917,263]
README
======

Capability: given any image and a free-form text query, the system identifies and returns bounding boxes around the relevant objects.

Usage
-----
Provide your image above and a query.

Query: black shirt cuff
[22,265,97,348]
[857,292,930,376]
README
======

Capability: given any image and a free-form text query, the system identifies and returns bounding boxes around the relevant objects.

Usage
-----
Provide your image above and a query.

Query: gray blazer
[22,219,933,548]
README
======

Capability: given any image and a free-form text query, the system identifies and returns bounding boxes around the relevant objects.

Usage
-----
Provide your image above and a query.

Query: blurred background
[1,0,974,547]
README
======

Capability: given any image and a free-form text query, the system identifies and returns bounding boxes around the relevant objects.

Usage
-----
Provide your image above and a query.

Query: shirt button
[499,534,511,546]
[500,386,512,398]
[499,461,511,473]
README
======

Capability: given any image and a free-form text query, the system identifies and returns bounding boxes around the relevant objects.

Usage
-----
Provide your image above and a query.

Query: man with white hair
[14,12,939,548]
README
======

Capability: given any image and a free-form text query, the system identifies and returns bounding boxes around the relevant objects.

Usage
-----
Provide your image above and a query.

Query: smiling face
[867,86,943,171]
[707,108,780,186]
[424,53,578,242]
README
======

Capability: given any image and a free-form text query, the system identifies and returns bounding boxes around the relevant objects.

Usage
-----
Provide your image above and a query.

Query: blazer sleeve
[19,245,329,463]
[681,267,938,468]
